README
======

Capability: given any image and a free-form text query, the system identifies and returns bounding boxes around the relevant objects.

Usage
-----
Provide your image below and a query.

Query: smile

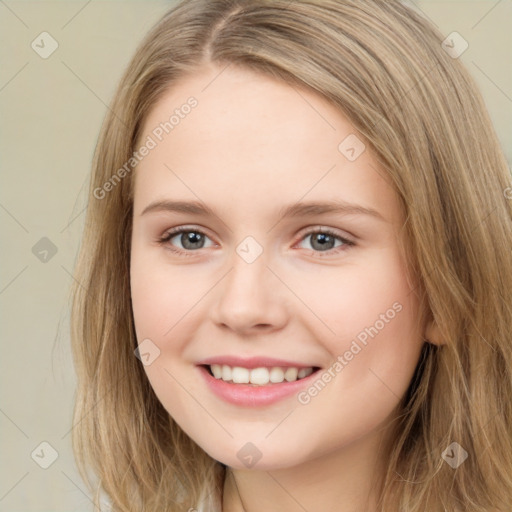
[206,364,316,385]
[196,356,322,407]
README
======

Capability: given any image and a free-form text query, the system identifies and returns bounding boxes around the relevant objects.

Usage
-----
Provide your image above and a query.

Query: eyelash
[157,226,356,258]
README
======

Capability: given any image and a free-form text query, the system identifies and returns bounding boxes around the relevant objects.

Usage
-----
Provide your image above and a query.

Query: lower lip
[197,366,320,407]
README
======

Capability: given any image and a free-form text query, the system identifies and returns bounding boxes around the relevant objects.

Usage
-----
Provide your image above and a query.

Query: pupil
[183,232,204,249]
[312,233,334,251]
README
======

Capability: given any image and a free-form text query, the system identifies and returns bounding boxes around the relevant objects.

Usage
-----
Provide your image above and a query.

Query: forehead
[133,64,399,225]
[140,64,342,160]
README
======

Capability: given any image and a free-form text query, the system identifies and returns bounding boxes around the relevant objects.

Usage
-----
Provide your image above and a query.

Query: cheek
[130,245,197,347]
[289,250,418,348]
[317,263,423,422]
[130,252,204,415]
[339,256,423,386]
[293,250,423,409]
[282,296,422,465]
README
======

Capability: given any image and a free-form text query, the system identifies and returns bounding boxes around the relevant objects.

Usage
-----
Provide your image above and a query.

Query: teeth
[221,365,232,381]
[209,364,315,385]
[249,367,270,385]
[232,367,250,383]
[211,364,223,379]
[298,367,313,379]
[269,367,284,383]
[284,367,298,382]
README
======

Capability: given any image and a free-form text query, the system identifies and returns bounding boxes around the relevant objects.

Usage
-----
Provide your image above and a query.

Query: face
[130,63,426,470]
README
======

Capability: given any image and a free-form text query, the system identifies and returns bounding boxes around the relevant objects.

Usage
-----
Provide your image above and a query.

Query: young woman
[70,1,512,510]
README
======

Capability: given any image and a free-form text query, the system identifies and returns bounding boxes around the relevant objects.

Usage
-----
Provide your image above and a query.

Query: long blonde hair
[70,1,512,510]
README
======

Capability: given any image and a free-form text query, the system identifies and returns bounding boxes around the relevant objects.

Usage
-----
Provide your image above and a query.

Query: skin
[130,63,440,512]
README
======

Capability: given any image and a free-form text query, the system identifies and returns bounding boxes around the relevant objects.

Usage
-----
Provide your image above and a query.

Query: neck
[222,420,394,512]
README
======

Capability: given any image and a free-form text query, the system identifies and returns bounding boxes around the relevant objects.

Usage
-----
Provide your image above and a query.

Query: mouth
[196,356,323,406]
[198,364,322,407]
[201,364,321,386]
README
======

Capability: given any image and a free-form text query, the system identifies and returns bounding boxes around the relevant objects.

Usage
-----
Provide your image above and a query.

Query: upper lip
[197,356,320,369]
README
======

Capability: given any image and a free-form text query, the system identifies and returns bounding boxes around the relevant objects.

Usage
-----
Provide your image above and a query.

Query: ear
[425,319,444,346]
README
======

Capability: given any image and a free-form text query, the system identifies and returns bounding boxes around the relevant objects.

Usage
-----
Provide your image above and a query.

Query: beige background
[1,1,511,510]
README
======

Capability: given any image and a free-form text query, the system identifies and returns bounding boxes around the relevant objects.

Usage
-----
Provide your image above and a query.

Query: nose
[210,250,289,336]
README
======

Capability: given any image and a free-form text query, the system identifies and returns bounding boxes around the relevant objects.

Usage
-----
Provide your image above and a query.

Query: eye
[158,227,215,256]
[296,228,355,256]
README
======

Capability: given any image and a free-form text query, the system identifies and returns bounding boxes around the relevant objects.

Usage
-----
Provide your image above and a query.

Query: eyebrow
[141,199,385,222]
